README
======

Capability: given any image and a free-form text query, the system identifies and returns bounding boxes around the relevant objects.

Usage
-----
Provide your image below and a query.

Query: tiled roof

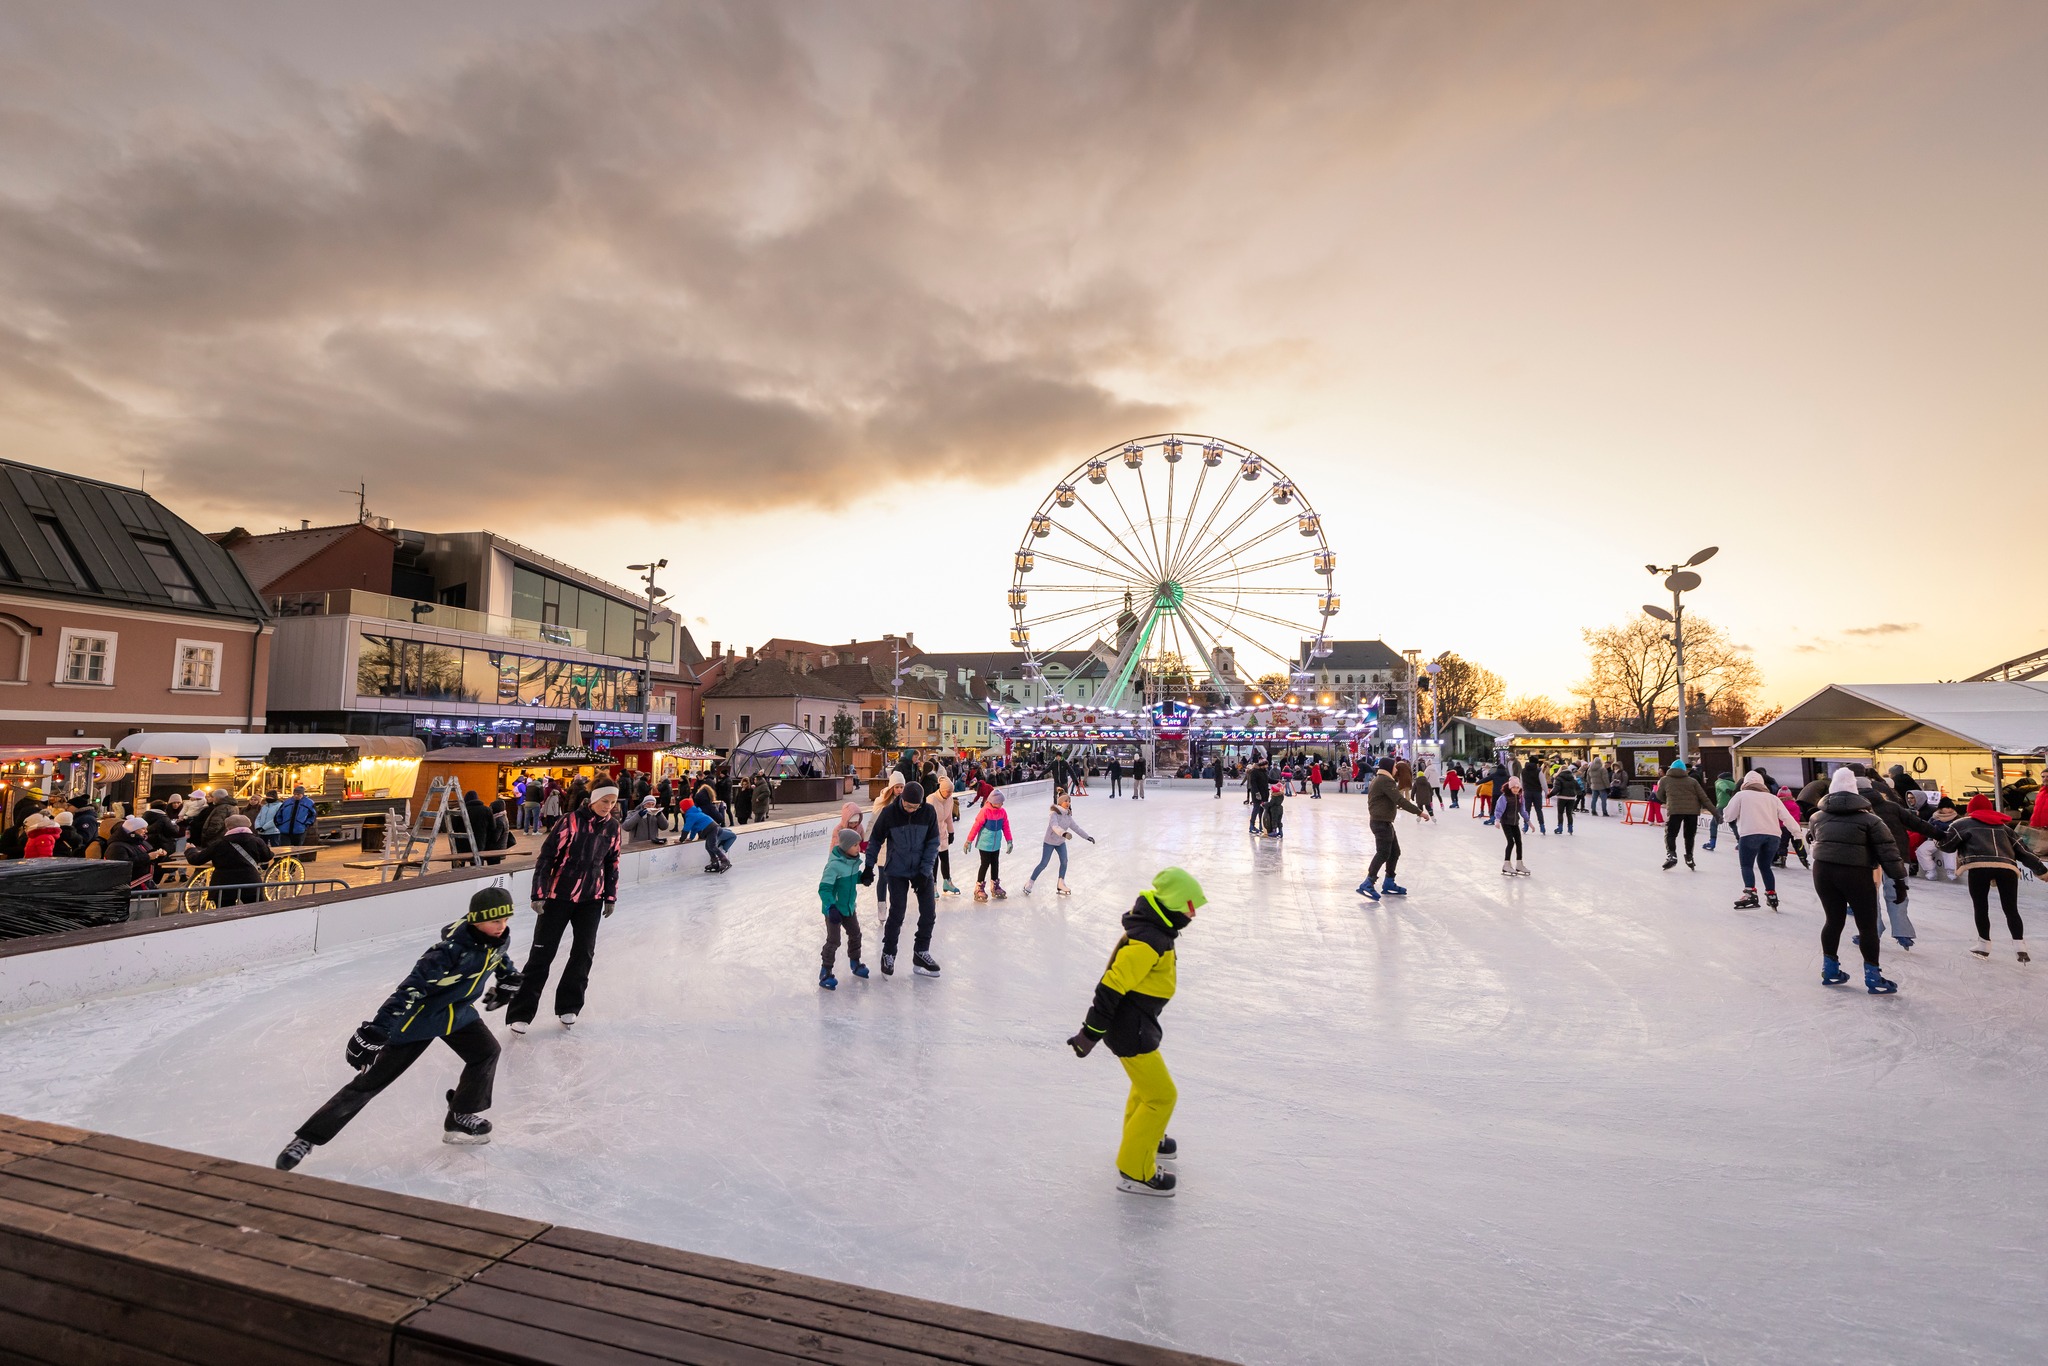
[702,659,862,701]
[213,523,390,593]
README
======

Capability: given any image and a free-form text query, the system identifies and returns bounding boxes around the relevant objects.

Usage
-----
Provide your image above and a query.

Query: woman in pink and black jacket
[506,786,623,1033]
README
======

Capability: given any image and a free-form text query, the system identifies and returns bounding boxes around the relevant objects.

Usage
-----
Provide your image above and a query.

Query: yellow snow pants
[1117,1050,1177,1181]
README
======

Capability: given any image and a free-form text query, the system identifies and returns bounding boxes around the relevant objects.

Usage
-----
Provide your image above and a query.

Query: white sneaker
[508,1020,528,1034]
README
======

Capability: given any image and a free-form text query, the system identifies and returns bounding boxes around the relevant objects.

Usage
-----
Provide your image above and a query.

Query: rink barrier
[0,1110,1233,1366]
[0,780,1056,1020]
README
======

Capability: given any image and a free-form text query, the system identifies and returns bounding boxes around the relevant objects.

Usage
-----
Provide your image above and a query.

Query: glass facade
[356,634,645,712]
[509,563,675,664]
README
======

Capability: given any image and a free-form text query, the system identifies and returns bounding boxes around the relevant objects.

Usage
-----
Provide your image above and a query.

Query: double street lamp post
[627,560,671,742]
[1642,546,1718,763]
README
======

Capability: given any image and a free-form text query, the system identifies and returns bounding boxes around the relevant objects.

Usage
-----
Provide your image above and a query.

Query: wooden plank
[39,1143,530,1259]
[0,1114,92,1145]
[501,1246,1078,1366]
[0,1264,317,1366]
[0,1302,191,1366]
[0,1153,493,1280]
[0,1169,461,1300]
[402,1301,758,1366]
[534,1228,1235,1366]
[466,1263,946,1366]
[79,1134,548,1241]
[0,1208,412,1364]
[393,1338,525,1366]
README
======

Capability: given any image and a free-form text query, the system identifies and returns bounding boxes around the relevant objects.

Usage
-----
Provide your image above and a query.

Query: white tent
[729,723,830,778]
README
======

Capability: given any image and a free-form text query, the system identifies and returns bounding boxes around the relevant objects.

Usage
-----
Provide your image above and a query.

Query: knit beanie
[902,781,925,804]
[1829,767,1860,795]
[466,886,516,923]
[835,826,861,852]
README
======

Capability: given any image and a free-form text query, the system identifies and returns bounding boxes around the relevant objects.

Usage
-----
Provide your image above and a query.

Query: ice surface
[2,791,2046,1364]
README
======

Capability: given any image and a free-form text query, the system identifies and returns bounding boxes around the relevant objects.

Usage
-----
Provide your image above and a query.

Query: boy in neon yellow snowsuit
[1067,867,1207,1196]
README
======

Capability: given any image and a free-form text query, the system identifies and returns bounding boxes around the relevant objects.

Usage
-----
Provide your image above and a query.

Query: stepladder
[391,776,479,880]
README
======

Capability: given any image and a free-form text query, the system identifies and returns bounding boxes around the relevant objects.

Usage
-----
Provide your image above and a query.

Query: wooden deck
[0,1114,1235,1366]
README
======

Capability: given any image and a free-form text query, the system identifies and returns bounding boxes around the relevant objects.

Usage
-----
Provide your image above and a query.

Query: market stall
[116,734,423,805]
[411,743,618,818]
[605,742,719,788]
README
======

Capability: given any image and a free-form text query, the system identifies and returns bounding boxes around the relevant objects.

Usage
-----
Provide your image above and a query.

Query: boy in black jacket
[276,887,523,1170]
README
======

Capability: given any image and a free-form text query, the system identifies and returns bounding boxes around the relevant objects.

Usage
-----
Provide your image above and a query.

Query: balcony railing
[270,590,589,650]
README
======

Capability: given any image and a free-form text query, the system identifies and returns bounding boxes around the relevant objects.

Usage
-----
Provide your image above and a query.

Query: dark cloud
[0,0,1413,524]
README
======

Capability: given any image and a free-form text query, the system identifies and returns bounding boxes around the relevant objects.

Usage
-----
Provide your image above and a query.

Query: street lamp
[627,561,670,742]
[1643,546,1717,763]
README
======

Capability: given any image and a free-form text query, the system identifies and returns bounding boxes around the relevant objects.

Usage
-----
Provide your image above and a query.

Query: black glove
[1892,879,1909,905]
[1795,843,1810,868]
[859,870,874,886]
[1067,1030,1098,1058]
[482,971,524,1010]
[344,1021,389,1071]
[603,901,616,918]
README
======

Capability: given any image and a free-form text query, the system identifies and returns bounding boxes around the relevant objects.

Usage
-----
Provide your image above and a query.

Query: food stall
[605,742,719,788]
[411,744,618,819]
[116,734,424,805]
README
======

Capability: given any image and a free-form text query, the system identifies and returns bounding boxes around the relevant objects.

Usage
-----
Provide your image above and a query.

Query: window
[133,536,209,607]
[0,613,29,683]
[37,517,95,590]
[58,629,115,684]
[174,639,221,691]
[713,713,723,734]
[738,714,751,734]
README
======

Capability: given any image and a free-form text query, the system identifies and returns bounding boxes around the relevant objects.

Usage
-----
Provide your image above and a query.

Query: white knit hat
[1829,767,1860,795]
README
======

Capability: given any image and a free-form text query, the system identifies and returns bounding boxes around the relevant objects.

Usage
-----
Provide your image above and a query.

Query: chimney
[710,641,720,658]
[300,519,310,530]
[905,632,914,645]
[745,645,754,658]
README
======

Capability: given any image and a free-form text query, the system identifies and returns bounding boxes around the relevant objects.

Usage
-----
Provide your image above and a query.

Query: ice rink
[3,788,2046,1364]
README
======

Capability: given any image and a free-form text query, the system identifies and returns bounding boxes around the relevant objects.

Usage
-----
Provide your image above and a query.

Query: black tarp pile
[0,859,133,940]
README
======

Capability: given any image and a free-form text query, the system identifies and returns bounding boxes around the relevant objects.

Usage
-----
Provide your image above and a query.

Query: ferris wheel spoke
[1133,463,1167,582]
[1164,462,1247,583]
[1172,499,1279,585]
[1184,590,1323,638]
[1177,517,1301,584]
[1183,547,1318,583]
[1026,548,1144,584]
[1163,456,1209,579]
[1098,477,1160,579]
[1022,583,1138,593]
[1179,584,1322,595]
[1049,517,1155,586]
[1172,610,1242,704]
[1158,457,1179,586]
[1035,600,1132,658]
[1022,595,1126,628]
[1180,597,1305,674]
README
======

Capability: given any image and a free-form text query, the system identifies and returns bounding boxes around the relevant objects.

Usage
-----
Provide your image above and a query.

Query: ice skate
[559,1013,577,1028]
[913,952,941,977]
[1117,1169,1177,1197]
[1896,937,1913,949]
[941,880,961,897]
[991,882,1008,899]
[2020,946,2032,963]
[275,1137,312,1172]
[819,970,837,990]
[508,1020,528,1034]
[1513,861,1530,877]
[1662,856,1677,870]
[1057,880,1072,896]
[1357,878,1381,901]
[1733,890,1760,909]
[881,953,896,976]
[1864,963,1898,995]
[1500,861,1513,877]
[1765,891,1780,911]
[1972,941,1992,958]
[1381,880,1407,896]
[1157,1135,1177,1160]
[443,1110,493,1145]
[1022,879,1035,895]
[1684,857,1697,870]
[850,961,870,978]
[973,884,988,902]
[1821,957,1850,986]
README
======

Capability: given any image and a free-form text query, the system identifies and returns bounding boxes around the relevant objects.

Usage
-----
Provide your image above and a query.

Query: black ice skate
[443,1110,493,1145]
[1662,856,1678,870]
[913,952,941,977]
[1117,1169,1177,1197]
[881,953,896,976]
[1733,890,1760,909]
[1157,1135,1177,1160]
[1765,891,1780,910]
[275,1137,312,1171]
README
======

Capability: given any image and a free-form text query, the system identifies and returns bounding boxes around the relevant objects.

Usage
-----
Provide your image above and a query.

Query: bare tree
[1422,652,1506,726]
[1503,693,1568,732]
[1575,613,1763,731]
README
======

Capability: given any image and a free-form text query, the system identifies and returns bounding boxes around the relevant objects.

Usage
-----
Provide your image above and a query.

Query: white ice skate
[1513,862,1530,877]
[1056,880,1072,896]
[558,1013,578,1028]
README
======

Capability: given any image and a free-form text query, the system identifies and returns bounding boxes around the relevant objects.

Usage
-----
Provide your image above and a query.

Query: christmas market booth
[604,741,719,788]
[411,743,618,818]
[1,745,138,838]
[115,734,424,806]
[994,697,1382,771]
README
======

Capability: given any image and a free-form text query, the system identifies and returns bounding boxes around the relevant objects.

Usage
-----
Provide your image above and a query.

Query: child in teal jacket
[818,827,869,989]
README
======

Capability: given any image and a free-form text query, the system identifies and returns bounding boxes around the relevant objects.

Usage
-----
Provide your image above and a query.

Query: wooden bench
[0,1113,1236,1365]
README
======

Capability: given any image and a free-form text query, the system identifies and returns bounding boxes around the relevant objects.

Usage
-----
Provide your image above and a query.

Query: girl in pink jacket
[965,791,1015,900]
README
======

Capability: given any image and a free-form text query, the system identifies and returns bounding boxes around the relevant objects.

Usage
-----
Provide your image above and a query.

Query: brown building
[810,663,943,751]
[0,459,272,747]
[755,633,921,674]
[212,521,400,597]
[699,659,861,751]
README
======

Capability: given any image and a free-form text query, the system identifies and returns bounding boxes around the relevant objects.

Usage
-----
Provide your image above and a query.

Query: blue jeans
[1707,810,1723,847]
[1449,790,1460,807]
[1030,841,1069,880]
[1737,833,1781,892]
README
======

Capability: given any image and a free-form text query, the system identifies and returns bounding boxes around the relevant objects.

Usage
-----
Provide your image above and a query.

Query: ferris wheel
[1008,434,1337,710]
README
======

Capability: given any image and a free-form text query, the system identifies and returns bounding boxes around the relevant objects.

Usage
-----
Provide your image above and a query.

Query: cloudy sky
[3,0,2043,702]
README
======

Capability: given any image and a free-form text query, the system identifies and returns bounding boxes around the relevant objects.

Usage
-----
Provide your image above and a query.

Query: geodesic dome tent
[729,723,831,778]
